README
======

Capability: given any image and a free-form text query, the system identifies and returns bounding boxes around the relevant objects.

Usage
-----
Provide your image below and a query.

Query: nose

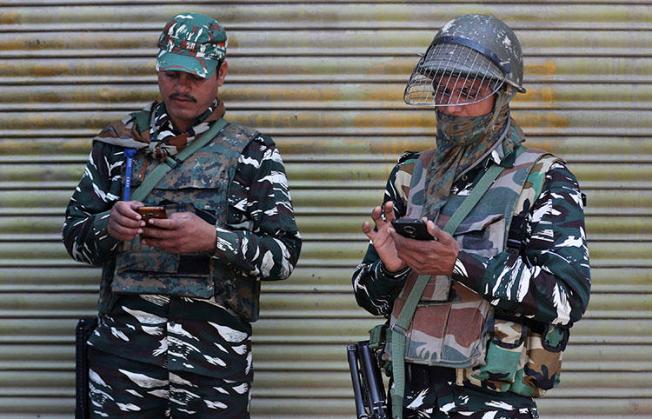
[175,74,192,93]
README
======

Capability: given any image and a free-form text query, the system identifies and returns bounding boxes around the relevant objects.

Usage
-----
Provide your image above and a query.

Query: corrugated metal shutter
[1,1,650,417]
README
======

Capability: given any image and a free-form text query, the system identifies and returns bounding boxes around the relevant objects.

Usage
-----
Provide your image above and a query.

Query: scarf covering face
[147,98,224,161]
[422,101,517,219]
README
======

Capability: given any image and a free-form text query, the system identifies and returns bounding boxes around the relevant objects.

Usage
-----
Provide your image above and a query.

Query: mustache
[170,93,197,102]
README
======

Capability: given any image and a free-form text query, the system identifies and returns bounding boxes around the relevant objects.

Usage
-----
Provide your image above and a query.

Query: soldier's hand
[141,211,216,254]
[107,201,145,241]
[362,201,407,273]
[390,219,459,276]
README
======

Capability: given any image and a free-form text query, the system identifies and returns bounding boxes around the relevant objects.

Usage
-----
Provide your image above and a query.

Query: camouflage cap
[156,13,227,79]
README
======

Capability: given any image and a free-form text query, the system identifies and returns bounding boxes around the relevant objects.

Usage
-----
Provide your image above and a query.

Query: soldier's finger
[146,218,176,230]
[125,200,144,214]
[111,212,143,229]
[383,201,397,223]
[426,220,454,245]
[108,223,141,240]
[115,201,142,220]
[362,221,374,236]
[140,226,175,239]
[370,206,383,222]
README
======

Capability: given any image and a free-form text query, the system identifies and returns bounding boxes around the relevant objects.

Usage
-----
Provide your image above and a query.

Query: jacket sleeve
[452,162,591,326]
[352,161,413,317]
[212,135,302,281]
[62,141,123,266]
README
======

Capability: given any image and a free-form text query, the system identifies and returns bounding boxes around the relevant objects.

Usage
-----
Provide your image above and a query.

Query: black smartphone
[391,218,435,241]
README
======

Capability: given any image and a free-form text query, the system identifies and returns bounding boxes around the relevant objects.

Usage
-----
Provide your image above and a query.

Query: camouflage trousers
[87,294,253,418]
[399,364,539,419]
[88,347,250,418]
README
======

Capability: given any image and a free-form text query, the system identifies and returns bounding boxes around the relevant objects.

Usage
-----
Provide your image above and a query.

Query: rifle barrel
[346,344,369,419]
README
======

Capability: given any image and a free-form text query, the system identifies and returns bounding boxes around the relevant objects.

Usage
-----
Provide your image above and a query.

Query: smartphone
[391,218,435,241]
[136,206,167,221]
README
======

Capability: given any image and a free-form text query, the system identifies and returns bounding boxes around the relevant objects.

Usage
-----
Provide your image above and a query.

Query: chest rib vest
[110,122,257,311]
[389,137,557,368]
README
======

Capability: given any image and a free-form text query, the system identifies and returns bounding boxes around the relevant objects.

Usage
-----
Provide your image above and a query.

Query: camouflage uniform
[63,100,301,417]
[63,13,301,417]
[352,122,590,418]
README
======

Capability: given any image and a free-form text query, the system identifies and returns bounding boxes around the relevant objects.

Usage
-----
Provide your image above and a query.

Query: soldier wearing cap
[352,14,590,418]
[63,13,301,418]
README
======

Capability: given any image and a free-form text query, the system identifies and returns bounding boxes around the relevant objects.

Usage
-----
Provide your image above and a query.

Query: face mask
[434,110,495,151]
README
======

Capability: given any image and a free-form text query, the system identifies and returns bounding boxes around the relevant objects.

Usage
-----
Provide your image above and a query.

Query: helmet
[404,14,525,107]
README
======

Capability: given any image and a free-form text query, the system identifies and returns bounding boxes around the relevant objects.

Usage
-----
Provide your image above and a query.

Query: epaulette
[130,109,151,135]
[227,122,273,147]
[397,151,420,164]
[254,132,276,147]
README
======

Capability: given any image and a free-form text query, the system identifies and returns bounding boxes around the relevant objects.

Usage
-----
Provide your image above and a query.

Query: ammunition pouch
[387,277,493,369]
[458,319,569,398]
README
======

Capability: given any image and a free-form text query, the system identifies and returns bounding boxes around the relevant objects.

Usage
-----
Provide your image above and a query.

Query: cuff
[376,262,411,282]
[451,251,487,293]
[94,210,120,249]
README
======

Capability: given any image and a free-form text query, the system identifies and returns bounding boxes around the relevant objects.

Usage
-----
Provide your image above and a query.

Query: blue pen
[123,148,137,201]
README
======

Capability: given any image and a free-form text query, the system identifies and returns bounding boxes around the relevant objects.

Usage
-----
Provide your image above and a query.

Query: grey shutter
[0,2,650,417]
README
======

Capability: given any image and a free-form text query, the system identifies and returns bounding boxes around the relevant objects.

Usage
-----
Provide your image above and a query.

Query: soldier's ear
[217,60,228,86]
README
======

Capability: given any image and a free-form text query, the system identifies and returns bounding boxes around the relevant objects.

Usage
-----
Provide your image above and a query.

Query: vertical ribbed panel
[1,2,651,417]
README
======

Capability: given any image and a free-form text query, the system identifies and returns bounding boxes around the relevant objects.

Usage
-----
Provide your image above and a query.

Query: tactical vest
[109,119,263,322]
[388,134,566,397]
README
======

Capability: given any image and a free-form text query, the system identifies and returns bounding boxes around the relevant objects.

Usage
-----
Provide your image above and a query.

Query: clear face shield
[404,43,507,108]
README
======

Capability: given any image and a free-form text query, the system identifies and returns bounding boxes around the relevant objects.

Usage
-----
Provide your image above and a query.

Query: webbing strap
[390,163,504,419]
[131,119,228,202]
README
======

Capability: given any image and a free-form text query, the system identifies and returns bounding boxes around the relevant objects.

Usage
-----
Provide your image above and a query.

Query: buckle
[165,155,182,169]
[390,323,407,336]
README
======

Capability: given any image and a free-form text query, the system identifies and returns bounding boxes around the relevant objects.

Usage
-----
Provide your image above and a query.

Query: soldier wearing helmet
[353,14,590,419]
[63,13,301,418]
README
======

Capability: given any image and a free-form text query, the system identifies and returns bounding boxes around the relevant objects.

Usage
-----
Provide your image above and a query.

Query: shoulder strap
[131,109,151,135]
[390,163,504,419]
[131,119,229,202]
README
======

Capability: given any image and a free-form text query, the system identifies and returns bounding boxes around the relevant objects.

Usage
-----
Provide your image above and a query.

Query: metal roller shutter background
[1,1,651,417]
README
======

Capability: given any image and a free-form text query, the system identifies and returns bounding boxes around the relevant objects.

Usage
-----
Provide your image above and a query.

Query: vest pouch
[396,283,492,368]
[453,213,505,259]
[465,320,527,392]
[112,235,214,298]
[212,264,259,322]
[510,324,567,398]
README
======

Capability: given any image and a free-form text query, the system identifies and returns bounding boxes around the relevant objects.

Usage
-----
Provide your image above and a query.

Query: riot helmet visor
[404,43,505,107]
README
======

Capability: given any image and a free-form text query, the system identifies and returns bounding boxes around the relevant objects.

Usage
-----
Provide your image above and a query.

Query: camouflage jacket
[353,140,590,414]
[352,143,591,328]
[63,104,302,322]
